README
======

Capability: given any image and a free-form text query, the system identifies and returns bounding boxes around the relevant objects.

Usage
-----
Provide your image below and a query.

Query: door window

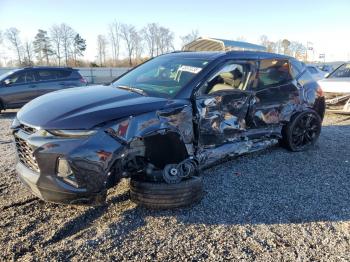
[202,62,250,94]
[255,59,292,89]
[56,70,72,79]
[37,70,58,81]
[7,72,27,84]
[24,71,36,83]
[5,71,36,85]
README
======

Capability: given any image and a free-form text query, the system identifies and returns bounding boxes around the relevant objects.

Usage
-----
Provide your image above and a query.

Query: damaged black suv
[12,51,325,208]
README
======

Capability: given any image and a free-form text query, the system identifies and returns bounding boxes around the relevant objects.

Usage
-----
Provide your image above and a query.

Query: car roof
[22,66,74,71]
[164,50,293,61]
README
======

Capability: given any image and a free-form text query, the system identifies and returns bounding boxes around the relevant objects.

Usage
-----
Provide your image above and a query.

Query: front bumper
[13,126,125,205]
[16,161,106,205]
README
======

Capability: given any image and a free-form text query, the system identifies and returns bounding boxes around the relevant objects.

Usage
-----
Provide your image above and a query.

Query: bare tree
[259,35,269,47]
[133,30,143,61]
[275,40,283,54]
[142,23,159,58]
[236,36,247,42]
[156,26,174,55]
[120,23,137,66]
[258,35,277,53]
[96,35,107,66]
[289,41,307,60]
[50,25,63,66]
[23,41,34,65]
[60,24,76,66]
[5,27,23,65]
[266,41,276,53]
[180,30,199,46]
[108,21,121,65]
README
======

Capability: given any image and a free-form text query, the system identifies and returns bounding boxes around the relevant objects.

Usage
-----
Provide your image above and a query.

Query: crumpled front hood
[318,78,350,94]
[17,85,169,129]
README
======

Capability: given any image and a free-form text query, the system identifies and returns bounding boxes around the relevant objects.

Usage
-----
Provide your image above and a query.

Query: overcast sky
[1,0,350,62]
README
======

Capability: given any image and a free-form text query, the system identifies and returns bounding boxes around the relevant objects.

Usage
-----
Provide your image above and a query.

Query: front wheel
[282,110,322,152]
[129,176,204,209]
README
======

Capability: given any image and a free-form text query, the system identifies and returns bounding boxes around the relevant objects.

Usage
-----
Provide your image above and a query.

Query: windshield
[328,63,350,78]
[0,69,19,80]
[112,56,210,98]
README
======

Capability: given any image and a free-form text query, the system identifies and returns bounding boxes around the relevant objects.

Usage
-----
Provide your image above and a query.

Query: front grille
[14,135,40,172]
[19,124,37,135]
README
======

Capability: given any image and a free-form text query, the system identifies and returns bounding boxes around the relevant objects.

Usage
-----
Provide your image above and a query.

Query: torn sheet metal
[325,93,350,114]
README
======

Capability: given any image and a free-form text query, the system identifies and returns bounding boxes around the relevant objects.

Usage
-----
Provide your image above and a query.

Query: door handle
[59,82,66,86]
[29,85,36,88]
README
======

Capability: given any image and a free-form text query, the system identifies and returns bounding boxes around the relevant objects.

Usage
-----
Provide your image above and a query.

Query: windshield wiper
[116,85,148,96]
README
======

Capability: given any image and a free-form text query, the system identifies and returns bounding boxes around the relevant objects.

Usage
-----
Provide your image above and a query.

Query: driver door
[195,61,255,147]
[1,70,38,107]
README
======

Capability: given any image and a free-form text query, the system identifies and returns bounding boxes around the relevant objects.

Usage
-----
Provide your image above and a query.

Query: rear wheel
[129,176,204,209]
[282,110,322,151]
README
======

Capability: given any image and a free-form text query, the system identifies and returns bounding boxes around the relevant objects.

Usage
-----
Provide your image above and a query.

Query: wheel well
[144,132,189,169]
[313,97,326,120]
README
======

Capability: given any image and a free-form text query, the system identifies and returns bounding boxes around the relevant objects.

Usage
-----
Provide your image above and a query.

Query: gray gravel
[1,110,350,261]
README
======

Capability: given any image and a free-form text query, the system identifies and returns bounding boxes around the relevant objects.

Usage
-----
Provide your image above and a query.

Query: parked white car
[318,63,350,114]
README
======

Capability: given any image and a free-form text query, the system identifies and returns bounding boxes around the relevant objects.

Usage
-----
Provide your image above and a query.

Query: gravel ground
[0,110,350,261]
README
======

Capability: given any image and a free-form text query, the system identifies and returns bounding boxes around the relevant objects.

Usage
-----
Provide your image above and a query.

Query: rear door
[195,60,255,147]
[246,59,298,129]
[0,70,38,107]
[34,69,61,97]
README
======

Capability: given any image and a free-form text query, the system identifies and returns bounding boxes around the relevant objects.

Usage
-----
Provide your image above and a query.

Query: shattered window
[328,63,350,78]
[256,59,293,89]
[112,56,210,98]
[204,62,249,94]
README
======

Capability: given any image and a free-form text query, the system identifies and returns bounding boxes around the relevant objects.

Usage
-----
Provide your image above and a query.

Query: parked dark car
[0,67,87,112]
[12,51,325,208]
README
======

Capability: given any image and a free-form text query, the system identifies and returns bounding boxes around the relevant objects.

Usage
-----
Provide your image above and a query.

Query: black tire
[129,176,204,209]
[281,110,322,152]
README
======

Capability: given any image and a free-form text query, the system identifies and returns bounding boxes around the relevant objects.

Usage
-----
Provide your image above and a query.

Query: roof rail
[23,66,73,70]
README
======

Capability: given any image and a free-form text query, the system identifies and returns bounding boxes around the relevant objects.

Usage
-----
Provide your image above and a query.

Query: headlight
[47,129,97,138]
[11,117,20,129]
[106,118,131,141]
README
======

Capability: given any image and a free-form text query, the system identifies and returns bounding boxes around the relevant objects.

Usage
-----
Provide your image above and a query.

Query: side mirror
[324,73,330,78]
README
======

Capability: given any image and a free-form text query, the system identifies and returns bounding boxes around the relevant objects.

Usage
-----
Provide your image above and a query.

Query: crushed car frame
[318,63,350,114]
[12,50,325,208]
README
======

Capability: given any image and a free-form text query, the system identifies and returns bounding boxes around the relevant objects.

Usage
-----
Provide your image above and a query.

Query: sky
[0,0,350,62]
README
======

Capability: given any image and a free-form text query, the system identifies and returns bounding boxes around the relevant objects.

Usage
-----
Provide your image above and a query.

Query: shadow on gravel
[0,111,17,120]
[44,192,130,246]
[103,125,350,231]
[4,121,350,257]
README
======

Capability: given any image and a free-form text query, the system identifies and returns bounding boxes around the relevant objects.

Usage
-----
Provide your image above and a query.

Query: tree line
[259,35,309,61]
[0,22,199,68]
[1,24,87,67]
[0,23,311,68]
[96,22,198,67]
